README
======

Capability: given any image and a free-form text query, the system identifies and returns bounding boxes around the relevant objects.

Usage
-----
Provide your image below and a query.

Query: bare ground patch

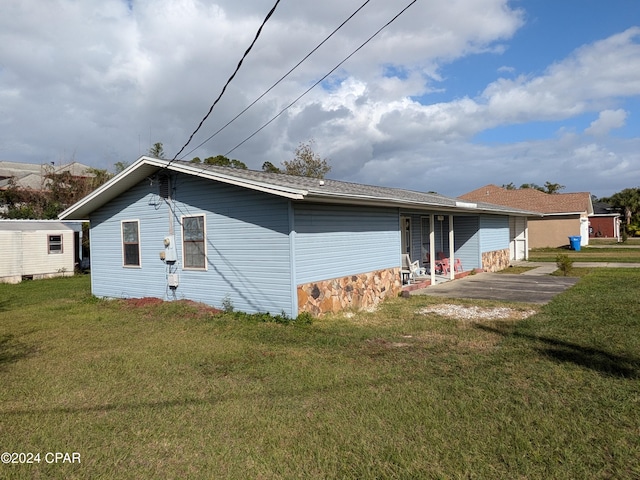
[417,304,537,321]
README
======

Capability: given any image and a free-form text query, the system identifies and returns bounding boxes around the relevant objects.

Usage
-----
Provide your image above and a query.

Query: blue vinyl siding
[479,215,510,252]
[294,204,400,284]
[453,216,481,270]
[90,174,294,316]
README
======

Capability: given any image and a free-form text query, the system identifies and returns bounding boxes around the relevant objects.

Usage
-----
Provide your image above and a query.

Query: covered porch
[399,210,517,288]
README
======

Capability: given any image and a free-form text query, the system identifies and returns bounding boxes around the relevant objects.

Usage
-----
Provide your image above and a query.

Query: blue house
[59,157,532,316]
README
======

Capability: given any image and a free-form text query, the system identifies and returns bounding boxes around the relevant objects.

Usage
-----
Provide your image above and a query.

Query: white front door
[509,216,527,261]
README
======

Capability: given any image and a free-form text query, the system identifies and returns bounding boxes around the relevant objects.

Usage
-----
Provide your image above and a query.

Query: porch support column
[524,219,530,260]
[429,213,436,285]
[448,214,455,280]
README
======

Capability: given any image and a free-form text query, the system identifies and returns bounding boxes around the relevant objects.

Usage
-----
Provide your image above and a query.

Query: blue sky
[1,0,639,198]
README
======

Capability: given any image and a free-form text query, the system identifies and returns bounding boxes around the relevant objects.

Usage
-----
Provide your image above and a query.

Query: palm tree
[602,187,640,226]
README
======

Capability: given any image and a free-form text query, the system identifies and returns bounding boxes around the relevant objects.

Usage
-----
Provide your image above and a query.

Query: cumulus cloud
[585,109,627,136]
[0,0,638,199]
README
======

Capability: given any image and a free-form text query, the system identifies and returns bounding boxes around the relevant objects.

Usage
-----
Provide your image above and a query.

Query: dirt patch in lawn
[120,297,222,317]
[123,297,164,308]
[417,304,537,321]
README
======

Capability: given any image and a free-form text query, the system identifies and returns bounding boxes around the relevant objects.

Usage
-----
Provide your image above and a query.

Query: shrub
[226,310,312,325]
[556,254,573,276]
[221,295,234,313]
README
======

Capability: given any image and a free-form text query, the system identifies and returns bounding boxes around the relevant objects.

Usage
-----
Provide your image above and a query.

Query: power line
[180,0,374,160]
[223,0,417,158]
[169,0,282,164]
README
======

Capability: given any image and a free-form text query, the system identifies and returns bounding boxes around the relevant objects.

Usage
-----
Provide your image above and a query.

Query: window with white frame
[182,215,206,269]
[122,220,140,266]
[48,234,63,254]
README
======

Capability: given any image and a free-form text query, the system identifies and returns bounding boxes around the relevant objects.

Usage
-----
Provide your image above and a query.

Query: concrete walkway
[410,261,640,304]
[518,261,640,274]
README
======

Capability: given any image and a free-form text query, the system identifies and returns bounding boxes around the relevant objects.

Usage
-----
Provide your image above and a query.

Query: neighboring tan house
[589,201,622,240]
[59,157,534,317]
[0,220,84,284]
[459,185,593,249]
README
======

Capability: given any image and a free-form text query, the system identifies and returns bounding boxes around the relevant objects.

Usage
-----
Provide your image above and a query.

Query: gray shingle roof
[59,156,538,220]
[171,160,534,215]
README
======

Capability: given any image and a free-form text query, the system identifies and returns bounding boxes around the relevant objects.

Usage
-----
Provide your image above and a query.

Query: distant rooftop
[460,184,594,215]
[0,161,95,190]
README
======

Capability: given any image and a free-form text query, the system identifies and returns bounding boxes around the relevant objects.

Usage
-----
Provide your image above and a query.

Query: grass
[529,245,640,262]
[590,237,640,246]
[495,265,537,274]
[2,273,640,479]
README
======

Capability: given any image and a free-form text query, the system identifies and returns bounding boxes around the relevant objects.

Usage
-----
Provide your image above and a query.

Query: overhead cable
[180,0,374,160]
[169,0,282,164]
[223,0,417,158]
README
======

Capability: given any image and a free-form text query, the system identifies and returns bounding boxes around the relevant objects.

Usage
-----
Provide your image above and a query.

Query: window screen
[183,215,205,269]
[48,235,63,254]
[122,221,140,266]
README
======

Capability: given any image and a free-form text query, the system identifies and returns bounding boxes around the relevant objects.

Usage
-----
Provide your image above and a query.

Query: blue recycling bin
[569,235,581,251]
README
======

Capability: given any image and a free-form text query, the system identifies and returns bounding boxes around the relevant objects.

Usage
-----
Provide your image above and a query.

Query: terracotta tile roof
[459,184,593,215]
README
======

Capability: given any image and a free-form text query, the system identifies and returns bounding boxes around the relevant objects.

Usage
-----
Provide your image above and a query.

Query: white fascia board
[305,191,535,215]
[540,211,585,217]
[60,157,307,220]
[59,157,161,220]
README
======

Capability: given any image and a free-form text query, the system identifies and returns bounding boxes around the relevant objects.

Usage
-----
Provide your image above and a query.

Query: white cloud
[0,0,638,200]
[585,109,627,136]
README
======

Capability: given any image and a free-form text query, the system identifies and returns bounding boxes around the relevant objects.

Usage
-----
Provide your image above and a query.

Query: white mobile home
[0,220,82,284]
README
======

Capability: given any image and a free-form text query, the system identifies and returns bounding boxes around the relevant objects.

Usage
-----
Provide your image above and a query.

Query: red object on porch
[437,258,450,274]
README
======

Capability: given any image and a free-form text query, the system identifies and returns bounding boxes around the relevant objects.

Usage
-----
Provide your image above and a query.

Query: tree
[601,187,640,226]
[502,181,565,194]
[202,155,247,169]
[114,161,130,174]
[0,165,112,219]
[519,183,543,191]
[148,142,165,159]
[281,140,331,178]
[543,181,565,194]
[261,161,281,174]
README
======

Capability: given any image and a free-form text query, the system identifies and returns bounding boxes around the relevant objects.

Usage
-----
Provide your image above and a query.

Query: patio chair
[438,257,450,275]
[454,258,463,273]
[401,254,421,284]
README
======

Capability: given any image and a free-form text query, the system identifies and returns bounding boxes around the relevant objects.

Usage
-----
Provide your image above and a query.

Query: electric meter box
[167,273,179,288]
[164,235,177,263]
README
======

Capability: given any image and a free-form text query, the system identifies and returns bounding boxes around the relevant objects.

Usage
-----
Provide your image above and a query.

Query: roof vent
[318,180,325,186]
[159,175,170,199]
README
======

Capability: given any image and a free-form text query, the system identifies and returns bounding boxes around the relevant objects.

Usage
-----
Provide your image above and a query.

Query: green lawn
[529,245,640,262]
[1,273,640,479]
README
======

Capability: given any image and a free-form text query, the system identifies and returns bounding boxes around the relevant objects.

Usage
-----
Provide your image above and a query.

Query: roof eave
[59,157,164,220]
[303,192,537,215]
[59,157,308,220]
[167,161,307,199]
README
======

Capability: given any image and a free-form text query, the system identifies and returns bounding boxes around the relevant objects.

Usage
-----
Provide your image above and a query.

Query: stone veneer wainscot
[297,268,402,316]
[482,248,510,272]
